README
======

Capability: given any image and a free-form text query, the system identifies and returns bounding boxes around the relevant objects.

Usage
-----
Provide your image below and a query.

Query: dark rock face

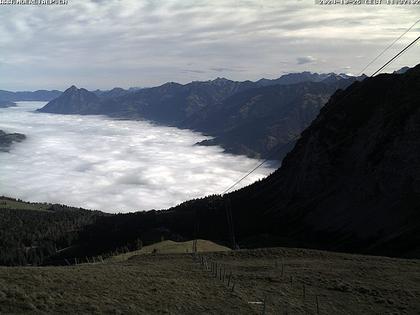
[0,130,26,152]
[166,65,420,257]
[189,79,360,159]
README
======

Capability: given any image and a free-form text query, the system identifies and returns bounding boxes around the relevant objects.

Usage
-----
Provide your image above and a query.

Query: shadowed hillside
[71,65,420,260]
[0,197,102,266]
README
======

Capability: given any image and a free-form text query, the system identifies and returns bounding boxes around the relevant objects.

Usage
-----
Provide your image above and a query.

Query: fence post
[316,295,320,314]
[262,296,267,315]
[227,272,232,287]
[281,258,284,278]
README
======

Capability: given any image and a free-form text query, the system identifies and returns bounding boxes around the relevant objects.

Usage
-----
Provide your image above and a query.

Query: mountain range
[0,89,62,102]
[0,100,16,108]
[38,72,366,159]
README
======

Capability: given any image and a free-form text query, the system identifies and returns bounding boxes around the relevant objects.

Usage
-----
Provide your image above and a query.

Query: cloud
[296,56,317,65]
[0,102,276,213]
[0,0,419,90]
[210,67,245,73]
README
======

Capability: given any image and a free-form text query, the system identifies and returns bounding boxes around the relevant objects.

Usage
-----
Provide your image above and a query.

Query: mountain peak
[38,85,100,114]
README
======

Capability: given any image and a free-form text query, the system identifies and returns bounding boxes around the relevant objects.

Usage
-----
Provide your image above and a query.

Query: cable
[220,30,420,196]
[221,139,297,195]
[357,18,420,76]
[371,36,420,77]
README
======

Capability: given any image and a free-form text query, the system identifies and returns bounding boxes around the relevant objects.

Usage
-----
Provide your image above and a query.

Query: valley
[1,2,419,314]
[0,102,274,212]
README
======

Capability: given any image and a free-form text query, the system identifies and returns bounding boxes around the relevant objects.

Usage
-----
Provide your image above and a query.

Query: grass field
[108,239,230,262]
[0,246,419,314]
[0,198,50,212]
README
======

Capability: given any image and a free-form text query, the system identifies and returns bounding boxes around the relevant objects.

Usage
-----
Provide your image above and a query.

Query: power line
[357,18,420,76]
[371,36,420,77]
[221,139,296,195]
[220,28,420,196]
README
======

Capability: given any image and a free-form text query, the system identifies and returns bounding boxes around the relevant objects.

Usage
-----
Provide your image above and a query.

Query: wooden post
[316,295,320,314]
[262,296,267,315]
[227,272,232,287]
[282,258,285,277]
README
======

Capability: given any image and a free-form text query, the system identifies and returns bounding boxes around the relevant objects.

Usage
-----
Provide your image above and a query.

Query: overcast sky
[0,0,419,91]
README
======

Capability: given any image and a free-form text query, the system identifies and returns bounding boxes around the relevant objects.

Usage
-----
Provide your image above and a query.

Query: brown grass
[0,247,419,314]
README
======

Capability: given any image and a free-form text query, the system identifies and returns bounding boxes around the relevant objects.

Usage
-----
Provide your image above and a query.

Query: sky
[0,0,419,91]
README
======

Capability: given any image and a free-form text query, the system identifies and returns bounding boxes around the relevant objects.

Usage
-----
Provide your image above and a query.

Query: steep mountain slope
[218,65,420,256]
[186,79,359,158]
[39,86,101,114]
[74,65,420,259]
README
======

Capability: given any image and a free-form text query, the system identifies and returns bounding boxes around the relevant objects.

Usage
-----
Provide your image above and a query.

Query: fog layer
[0,102,275,212]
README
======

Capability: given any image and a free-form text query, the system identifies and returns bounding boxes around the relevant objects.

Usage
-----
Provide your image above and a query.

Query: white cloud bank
[0,0,419,90]
[0,102,276,213]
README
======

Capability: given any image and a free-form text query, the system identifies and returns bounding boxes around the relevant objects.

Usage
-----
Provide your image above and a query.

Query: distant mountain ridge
[0,100,17,108]
[38,71,366,159]
[0,89,62,102]
[256,71,357,86]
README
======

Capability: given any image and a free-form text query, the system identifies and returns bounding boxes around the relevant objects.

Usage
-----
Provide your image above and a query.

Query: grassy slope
[0,247,419,314]
[108,239,230,262]
[0,198,50,212]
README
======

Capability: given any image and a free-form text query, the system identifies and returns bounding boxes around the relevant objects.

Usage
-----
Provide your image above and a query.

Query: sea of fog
[0,102,276,213]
